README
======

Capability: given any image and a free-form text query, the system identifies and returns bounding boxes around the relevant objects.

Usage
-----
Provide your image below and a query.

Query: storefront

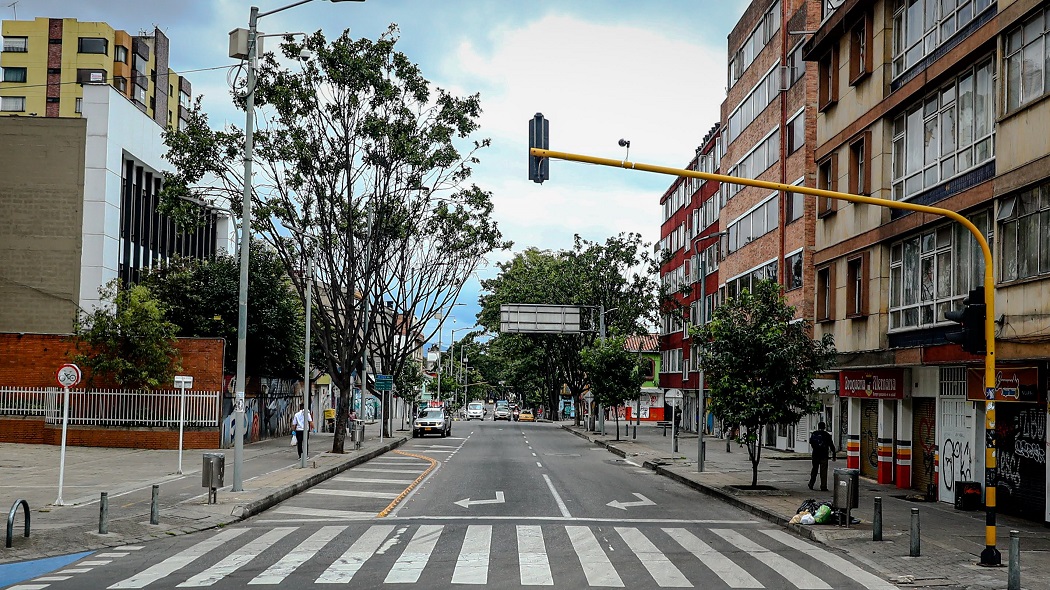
[966,366,1046,521]
[624,388,664,421]
[840,368,906,485]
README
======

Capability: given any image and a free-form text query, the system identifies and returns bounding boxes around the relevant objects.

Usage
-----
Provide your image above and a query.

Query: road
[14,421,898,589]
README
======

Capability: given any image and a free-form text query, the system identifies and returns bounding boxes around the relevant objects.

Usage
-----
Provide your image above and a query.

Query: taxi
[518,409,535,422]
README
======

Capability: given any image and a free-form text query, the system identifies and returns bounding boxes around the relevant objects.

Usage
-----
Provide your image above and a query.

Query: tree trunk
[331,376,351,454]
[615,407,620,441]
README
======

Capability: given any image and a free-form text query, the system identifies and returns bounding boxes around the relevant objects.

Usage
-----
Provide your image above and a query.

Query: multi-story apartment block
[716,0,832,451]
[1,17,191,129]
[806,0,1050,522]
[657,123,724,434]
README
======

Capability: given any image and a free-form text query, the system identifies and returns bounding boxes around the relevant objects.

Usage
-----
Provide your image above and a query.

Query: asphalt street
[8,421,900,589]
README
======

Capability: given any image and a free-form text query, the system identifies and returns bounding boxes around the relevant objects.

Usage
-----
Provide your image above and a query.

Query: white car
[466,402,485,420]
[413,408,451,438]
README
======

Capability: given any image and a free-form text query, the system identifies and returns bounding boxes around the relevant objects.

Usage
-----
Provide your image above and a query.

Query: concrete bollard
[1008,530,1020,590]
[150,485,159,525]
[873,497,882,541]
[909,507,920,557]
[98,492,108,535]
[632,424,637,440]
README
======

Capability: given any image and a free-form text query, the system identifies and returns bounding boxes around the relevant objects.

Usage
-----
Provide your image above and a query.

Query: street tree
[160,26,508,452]
[73,280,181,390]
[580,336,644,441]
[477,234,657,422]
[140,243,305,379]
[693,279,837,487]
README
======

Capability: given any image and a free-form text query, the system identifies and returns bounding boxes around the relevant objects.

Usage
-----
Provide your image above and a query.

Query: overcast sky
[16,0,747,344]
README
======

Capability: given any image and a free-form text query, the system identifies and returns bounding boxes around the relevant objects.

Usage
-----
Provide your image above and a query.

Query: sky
[15,0,748,346]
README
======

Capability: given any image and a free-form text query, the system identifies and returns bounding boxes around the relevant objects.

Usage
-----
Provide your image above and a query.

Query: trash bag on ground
[814,504,832,524]
[796,499,820,515]
[800,513,816,525]
[789,512,807,524]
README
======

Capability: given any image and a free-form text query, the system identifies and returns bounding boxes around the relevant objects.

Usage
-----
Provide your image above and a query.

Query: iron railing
[0,387,221,427]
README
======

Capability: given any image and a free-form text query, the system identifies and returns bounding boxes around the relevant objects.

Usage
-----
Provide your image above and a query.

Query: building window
[78,37,108,55]
[786,42,806,88]
[818,47,839,111]
[727,64,781,142]
[727,193,779,254]
[787,109,805,153]
[849,133,871,195]
[889,210,991,330]
[786,177,805,223]
[179,89,190,107]
[1005,8,1050,113]
[786,250,803,291]
[725,260,778,300]
[2,36,27,52]
[891,58,995,200]
[728,0,782,89]
[892,0,994,78]
[726,128,779,200]
[75,98,83,113]
[816,265,835,322]
[2,67,27,83]
[999,184,1050,282]
[817,155,838,217]
[849,13,873,84]
[846,253,869,318]
[0,96,25,112]
[114,76,128,93]
[115,45,128,64]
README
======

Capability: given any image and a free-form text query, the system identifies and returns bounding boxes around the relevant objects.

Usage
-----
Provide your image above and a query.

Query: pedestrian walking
[808,421,837,491]
[293,404,313,459]
[673,405,683,434]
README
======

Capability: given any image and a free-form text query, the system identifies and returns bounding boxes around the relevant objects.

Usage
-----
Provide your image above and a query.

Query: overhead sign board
[500,304,581,334]
[375,374,393,391]
[839,369,906,399]
[966,367,1042,402]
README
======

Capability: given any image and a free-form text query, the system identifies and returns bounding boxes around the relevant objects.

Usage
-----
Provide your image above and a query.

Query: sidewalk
[563,420,1050,590]
[0,426,405,565]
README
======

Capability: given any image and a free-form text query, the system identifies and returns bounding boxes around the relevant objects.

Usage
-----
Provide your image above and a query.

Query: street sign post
[54,363,81,506]
[174,375,194,474]
[375,375,393,391]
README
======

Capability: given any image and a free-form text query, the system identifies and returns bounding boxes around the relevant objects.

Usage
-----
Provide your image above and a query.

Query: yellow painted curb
[376,450,438,518]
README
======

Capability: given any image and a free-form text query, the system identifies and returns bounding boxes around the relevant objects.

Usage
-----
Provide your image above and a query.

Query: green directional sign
[375,374,393,391]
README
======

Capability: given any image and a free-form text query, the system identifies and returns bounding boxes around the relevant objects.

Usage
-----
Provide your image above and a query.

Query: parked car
[466,402,485,420]
[413,408,451,438]
[493,406,511,421]
[518,409,535,422]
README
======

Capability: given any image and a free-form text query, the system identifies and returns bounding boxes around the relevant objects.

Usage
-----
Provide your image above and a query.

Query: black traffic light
[528,112,549,183]
[944,288,986,354]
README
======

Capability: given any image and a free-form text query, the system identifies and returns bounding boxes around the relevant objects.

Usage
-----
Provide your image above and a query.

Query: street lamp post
[450,326,476,410]
[693,230,727,473]
[231,0,364,491]
[283,223,316,469]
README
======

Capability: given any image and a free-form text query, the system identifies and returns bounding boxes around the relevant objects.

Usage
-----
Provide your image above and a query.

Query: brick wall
[0,416,219,448]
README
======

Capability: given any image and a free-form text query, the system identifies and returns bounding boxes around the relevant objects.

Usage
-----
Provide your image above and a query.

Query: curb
[229,437,407,518]
[562,424,824,543]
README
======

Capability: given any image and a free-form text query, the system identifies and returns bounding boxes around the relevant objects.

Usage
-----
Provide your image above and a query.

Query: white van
[466,402,485,420]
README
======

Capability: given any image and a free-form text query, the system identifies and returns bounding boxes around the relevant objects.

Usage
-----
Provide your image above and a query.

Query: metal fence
[0,387,221,427]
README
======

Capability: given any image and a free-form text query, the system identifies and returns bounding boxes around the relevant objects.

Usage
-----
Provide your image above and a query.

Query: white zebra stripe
[566,526,624,587]
[616,527,691,588]
[248,526,346,585]
[177,528,295,587]
[315,525,394,584]
[663,528,761,588]
[108,528,248,589]
[712,529,830,590]
[451,525,491,585]
[517,525,553,586]
[385,525,443,583]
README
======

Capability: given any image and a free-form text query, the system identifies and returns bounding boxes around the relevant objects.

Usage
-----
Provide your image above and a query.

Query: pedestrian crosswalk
[35,522,897,589]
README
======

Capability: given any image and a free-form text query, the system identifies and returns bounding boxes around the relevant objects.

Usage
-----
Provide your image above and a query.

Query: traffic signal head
[528,112,549,184]
[944,288,986,355]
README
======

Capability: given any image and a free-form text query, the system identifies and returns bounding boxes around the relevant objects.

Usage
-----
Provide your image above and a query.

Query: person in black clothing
[808,422,837,491]
[673,405,683,433]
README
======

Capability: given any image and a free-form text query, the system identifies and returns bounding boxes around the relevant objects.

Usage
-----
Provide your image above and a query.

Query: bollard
[873,497,882,541]
[1008,530,1020,590]
[98,492,108,534]
[632,425,637,440]
[150,485,159,525]
[909,507,920,557]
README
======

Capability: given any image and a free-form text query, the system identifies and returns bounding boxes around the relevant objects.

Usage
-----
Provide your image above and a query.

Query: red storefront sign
[839,369,906,399]
[966,367,1042,402]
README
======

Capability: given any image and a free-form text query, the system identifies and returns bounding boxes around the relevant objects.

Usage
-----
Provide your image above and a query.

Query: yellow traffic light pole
[530,147,1002,565]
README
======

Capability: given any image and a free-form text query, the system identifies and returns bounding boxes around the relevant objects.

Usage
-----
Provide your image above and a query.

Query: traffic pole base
[979,545,1002,567]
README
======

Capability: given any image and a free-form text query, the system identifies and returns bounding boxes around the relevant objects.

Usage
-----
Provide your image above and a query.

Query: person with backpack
[808,421,837,491]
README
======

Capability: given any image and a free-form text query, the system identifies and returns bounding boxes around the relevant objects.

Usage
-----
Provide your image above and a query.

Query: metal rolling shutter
[912,398,937,497]
[860,399,879,479]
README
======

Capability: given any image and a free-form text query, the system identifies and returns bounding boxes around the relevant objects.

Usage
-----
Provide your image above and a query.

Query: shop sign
[839,369,905,399]
[966,367,1042,402]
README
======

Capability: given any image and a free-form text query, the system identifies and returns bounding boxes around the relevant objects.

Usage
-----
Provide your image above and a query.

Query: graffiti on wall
[940,437,972,493]
[919,416,937,486]
[996,406,1046,505]
[220,377,299,448]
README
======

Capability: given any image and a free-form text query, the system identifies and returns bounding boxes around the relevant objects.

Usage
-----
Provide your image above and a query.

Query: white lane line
[8,585,49,590]
[663,528,761,588]
[272,507,377,519]
[109,527,248,589]
[616,527,691,587]
[624,459,641,467]
[385,525,443,583]
[178,527,295,587]
[249,526,346,585]
[542,474,572,518]
[517,525,553,586]
[386,516,757,523]
[712,529,830,589]
[332,477,416,485]
[306,489,399,500]
[117,546,144,550]
[349,468,426,474]
[536,462,542,468]
[96,553,129,558]
[532,452,537,457]
[78,561,111,566]
[566,526,624,587]
[316,525,394,583]
[760,530,897,590]
[58,569,92,574]
[452,525,491,585]
[34,577,71,582]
